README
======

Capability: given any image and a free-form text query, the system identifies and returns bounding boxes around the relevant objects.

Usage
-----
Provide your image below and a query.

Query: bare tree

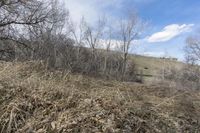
[102,26,112,75]
[0,0,50,43]
[0,0,49,27]
[118,12,142,80]
[185,35,200,64]
[84,17,106,54]
[173,33,200,90]
[0,0,53,60]
[70,17,87,60]
[26,0,70,68]
[78,17,106,74]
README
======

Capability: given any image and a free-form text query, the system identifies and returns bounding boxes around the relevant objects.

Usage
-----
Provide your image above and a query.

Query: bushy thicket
[1,38,138,81]
[163,34,200,90]
[164,65,200,90]
[0,0,140,82]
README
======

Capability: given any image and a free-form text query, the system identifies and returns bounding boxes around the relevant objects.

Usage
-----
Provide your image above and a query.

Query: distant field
[131,55,185,81]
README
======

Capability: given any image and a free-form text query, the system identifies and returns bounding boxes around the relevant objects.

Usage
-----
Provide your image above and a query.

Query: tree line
[0,0,143,82]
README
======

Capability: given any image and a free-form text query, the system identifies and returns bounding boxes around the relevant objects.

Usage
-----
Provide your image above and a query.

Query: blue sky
[66,0,200,61]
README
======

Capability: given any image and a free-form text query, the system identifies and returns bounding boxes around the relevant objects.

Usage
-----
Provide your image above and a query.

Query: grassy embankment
[132,55,184,81]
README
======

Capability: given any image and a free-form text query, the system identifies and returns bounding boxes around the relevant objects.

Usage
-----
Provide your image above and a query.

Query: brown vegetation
[0,61,199,133]
[1,1,200,132]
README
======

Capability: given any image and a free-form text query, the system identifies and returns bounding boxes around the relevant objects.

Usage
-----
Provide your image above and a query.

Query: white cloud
[64,0,154,25]
[147,24,194,43]
[97,39,123,50]
[65,0,123,25]
[97,39,142,51]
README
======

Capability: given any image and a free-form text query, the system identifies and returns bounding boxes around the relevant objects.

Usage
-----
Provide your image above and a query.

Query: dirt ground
[0,61,200,133]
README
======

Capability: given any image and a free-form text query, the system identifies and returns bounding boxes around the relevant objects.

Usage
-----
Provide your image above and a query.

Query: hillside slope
[0,61,199,132]
[132,55,185,81]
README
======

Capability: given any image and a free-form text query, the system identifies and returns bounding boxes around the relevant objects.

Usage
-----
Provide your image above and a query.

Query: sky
[65,0,200,61]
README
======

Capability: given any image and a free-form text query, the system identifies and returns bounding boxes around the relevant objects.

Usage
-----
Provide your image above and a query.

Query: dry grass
[132,55,184,82]
[0,61,200,133]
